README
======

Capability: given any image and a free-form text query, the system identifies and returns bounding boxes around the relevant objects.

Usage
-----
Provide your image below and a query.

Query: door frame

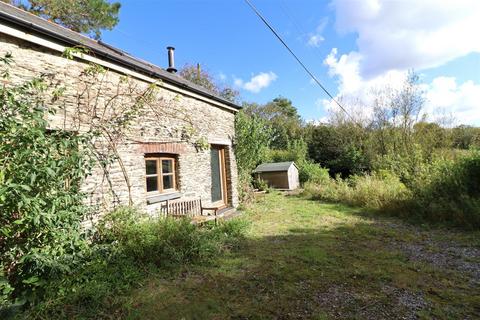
[211,145,228,208]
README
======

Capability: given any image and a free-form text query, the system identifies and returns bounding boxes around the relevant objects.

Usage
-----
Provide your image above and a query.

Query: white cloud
[425,77,480,125]
[234,72,278,93]
[322,48,480,125]
[323,47,406,102]
[307,18,328,47]
[307,34,324,47]
[331,0,480,78]
[317,1,480,125]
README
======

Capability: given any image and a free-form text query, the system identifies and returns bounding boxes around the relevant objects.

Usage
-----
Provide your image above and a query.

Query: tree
[307,124,369,177]
[392,71,425,152]
[413,122,449,153]
[234,108,272,199]
[451,125,480,149]
[178,64,239,103]
[244,97,303,149]
[4,0,121,39]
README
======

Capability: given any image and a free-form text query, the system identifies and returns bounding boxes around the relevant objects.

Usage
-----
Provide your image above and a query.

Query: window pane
[162,159,173,174]
[162,175,174,190]
[146,160,157,175]
[146,176,158,192]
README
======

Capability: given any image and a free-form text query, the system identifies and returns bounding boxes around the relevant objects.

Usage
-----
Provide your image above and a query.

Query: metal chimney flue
[166,46,177,73]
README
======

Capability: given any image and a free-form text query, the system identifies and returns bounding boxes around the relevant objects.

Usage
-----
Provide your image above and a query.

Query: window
[145,156,177,194]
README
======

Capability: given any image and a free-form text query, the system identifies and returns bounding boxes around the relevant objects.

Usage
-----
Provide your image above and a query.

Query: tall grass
[17,208,248,318]
[303,150,480,229]
[303,170,409,211]
[408,151,480,228]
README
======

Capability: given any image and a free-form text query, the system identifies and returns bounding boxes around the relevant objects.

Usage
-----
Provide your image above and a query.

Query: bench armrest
[202,206,219,211]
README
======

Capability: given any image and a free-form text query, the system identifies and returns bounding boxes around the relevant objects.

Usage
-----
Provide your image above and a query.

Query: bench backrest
[165,198,202,217]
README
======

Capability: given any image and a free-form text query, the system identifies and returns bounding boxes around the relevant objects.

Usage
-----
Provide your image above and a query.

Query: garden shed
[253,161,300,190]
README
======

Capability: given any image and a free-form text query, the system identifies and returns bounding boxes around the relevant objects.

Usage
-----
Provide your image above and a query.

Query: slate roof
[253,161,297,173]
[0,2,241,110]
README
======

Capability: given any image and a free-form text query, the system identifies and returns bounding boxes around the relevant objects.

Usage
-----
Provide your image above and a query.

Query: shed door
[211,146,227,206]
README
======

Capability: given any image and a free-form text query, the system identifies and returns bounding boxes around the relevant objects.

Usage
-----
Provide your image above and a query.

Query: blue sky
[102,0,480,125]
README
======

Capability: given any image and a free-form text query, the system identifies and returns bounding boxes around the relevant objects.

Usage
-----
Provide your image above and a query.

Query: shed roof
[253,161,297,173]
[0,2,241,110]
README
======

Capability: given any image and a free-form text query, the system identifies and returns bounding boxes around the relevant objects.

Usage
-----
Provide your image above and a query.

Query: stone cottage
[0,3,240,215]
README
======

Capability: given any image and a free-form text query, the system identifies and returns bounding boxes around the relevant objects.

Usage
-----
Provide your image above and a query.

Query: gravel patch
[313,220,479,319]
[384,222,480,286]
[381,285,428,320]
[315,284,427,320]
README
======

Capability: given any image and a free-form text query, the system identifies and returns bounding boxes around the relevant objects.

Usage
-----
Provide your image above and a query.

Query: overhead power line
[244,0,357,123]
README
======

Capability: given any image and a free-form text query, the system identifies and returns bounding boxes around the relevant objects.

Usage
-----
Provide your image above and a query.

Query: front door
[211,146,227,207]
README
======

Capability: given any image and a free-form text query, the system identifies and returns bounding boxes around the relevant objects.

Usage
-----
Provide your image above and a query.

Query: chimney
[166,46,177,73]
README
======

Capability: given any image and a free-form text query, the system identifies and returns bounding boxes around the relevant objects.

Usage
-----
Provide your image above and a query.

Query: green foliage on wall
[0,74,95,307]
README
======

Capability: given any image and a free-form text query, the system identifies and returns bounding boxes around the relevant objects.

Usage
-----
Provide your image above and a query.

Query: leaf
[46,167,55,176]
[20,185,31,191]
[22,276,39,285]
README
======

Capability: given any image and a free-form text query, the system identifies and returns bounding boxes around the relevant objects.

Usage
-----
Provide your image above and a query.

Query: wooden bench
[164,198,220,223]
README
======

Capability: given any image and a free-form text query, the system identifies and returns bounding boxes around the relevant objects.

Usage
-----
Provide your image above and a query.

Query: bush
[234,111,272,201]
[304,151,480,229]
[253,178,270,191]
[407,151,480,228]
[303,170,410,211]
[267,140,308,165]
[0,76,94,308]
[96,207,247,267]
[298,162,329,184]
[21,208,248,318]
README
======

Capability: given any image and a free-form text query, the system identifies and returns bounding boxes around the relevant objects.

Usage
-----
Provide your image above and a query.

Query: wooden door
[210,146,228,207]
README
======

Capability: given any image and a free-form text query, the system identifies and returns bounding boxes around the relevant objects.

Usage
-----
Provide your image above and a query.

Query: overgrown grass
[303,170,409,211]
[11,208,248,319]
[13,193,480,319]
[63,193,478,319]
[303,150,480,229]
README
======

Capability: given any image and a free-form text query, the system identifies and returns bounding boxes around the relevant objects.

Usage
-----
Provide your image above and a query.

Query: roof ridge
[0,2,241,110]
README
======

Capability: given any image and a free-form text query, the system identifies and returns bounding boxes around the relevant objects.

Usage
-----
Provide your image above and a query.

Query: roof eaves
[253,161,295,173]
[0,3,242,110]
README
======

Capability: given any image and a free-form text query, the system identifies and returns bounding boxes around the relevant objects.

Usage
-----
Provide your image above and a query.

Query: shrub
[0,76,94,308]
[303,171,410,211]
[304,151,480,229]
[407,151,480,228]
[234,110,272,201]
[346,171,410,210]
[96,207,243,267]
[21,208,248,318]
[298,162,329,184]
[267,140,308,165]
[253,178,269,191]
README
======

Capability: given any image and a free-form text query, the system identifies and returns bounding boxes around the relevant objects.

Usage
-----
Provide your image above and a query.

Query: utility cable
[244,0,358,124]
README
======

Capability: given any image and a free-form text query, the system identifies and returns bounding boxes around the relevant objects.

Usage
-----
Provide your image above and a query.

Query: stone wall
[0,32,239,214]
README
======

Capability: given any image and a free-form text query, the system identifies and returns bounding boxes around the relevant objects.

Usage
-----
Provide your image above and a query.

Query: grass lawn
[119,192,479,319]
